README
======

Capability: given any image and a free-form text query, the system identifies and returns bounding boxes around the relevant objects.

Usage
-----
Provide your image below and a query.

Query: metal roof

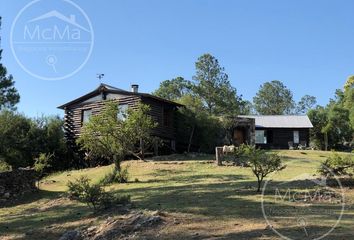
[238,115,313,128]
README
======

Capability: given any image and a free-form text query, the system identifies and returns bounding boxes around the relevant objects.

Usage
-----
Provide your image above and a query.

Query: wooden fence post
[215,147,223,166]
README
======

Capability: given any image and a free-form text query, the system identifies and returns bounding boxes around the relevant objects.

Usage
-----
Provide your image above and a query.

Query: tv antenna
[97,73,105,82]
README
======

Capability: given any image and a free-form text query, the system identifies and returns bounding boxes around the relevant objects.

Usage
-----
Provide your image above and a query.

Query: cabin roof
[238,115,313,128]
[57,83,183,109]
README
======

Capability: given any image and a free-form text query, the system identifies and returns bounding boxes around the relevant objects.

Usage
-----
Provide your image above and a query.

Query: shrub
[99,166,129,185]
[232,144,254,166]
[236,146,286,192]
[33,153,53,187]
[319,152,354,177]
[0,159,11,172]
[67,176,130,210]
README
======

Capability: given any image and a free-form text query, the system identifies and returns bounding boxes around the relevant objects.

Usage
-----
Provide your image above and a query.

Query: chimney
[131,84,139,93]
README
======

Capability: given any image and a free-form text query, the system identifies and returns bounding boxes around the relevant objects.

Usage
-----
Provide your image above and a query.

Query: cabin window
[82,109,92,125]
[117,104,129,120]
[163,108,171,127]
[255,130,267,144]
[293,130,300,144]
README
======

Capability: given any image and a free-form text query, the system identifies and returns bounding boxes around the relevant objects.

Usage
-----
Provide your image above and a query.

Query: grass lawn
[0,150,353,239]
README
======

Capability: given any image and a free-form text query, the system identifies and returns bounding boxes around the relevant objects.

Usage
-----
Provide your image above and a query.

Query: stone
[4,192,10,198]
[59,230,80,240]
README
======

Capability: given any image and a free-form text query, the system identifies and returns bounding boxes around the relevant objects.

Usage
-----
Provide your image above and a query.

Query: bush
[232,144,254,166]
[319,152,354,177]
[0,159,11,172]
[233,145,286,192]
[99,166,129,185]
[33,153,53,184]
[67,176,130,210]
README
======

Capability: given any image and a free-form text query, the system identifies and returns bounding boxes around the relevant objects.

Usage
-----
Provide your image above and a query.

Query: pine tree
[0,17,20,110]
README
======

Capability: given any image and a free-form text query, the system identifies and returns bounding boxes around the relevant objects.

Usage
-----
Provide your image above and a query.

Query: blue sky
[0,0,353,117]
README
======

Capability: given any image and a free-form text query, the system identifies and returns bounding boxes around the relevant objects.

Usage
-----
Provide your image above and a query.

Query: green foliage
[152,77,191,101]
[296,95,317,114]
[0,111,74,169]
[33,153,53,185]
[253,80,295,115]
[238,146,286,192]
[319,152,354,177]
[77,101,156,169]
[99,166,129,185]
[192,53,244,115]
[176,94,222,152]
[308,79,354,151]
[232,144,254,166]
[0,18,20,111]
[0,159,11,172]
[67,175,130,210]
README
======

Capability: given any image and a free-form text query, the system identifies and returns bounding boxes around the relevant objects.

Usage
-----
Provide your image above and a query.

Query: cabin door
[233,128,245,146]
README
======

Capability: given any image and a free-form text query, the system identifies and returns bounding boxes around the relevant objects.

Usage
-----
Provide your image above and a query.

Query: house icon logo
[10,0,94,81]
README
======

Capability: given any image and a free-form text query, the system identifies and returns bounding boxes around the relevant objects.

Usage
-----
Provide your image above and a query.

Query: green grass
[0,150,353,240]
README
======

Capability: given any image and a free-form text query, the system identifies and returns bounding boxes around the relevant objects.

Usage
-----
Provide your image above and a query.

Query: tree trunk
[140,138,145,160]
[187,125,195,153]
[113,155,121,172]
[324,132,328,151]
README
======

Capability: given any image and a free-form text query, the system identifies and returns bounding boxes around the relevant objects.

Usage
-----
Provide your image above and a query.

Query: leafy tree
[342,76,354,131]
[192,53,243,115]
[152,76,191,101]
[176,94,221,152]
[253,80,295,115]
[77,101,156,172]
[308,106,328,149]
[248,149,286,192]
[0,17,20,110]
[323,105,352,149]
[0,110,32,167]
[0,111,73,169]
[296,95,317,114]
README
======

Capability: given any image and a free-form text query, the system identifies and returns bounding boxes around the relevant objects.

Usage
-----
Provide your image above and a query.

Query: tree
[77,101,156,172]
[0,17,20,110]
[296,95,317,114]
[248,149,286,192]
[253,80,295,115]
[152,77,191,101]
[342,76,354,131]
[0,111,73,169]
[323,106,352,149]
[308,106,328,149]
[192,53,242,115]
[0,110,32,167]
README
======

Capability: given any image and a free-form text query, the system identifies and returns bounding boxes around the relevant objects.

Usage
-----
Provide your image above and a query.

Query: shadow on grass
[0,190,93,240]
[0,189,61,209]
[153,225,350,240]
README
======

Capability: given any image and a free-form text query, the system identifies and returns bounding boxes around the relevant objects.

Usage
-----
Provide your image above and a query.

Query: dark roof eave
[57,88,184,109]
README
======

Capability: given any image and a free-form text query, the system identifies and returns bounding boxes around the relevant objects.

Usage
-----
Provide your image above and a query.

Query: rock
[59,230,80,240]
[4,192,10,198]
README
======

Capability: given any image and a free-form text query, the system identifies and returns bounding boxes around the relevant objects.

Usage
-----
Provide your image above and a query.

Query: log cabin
[232,115,313,149]
[58,83,183,154]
